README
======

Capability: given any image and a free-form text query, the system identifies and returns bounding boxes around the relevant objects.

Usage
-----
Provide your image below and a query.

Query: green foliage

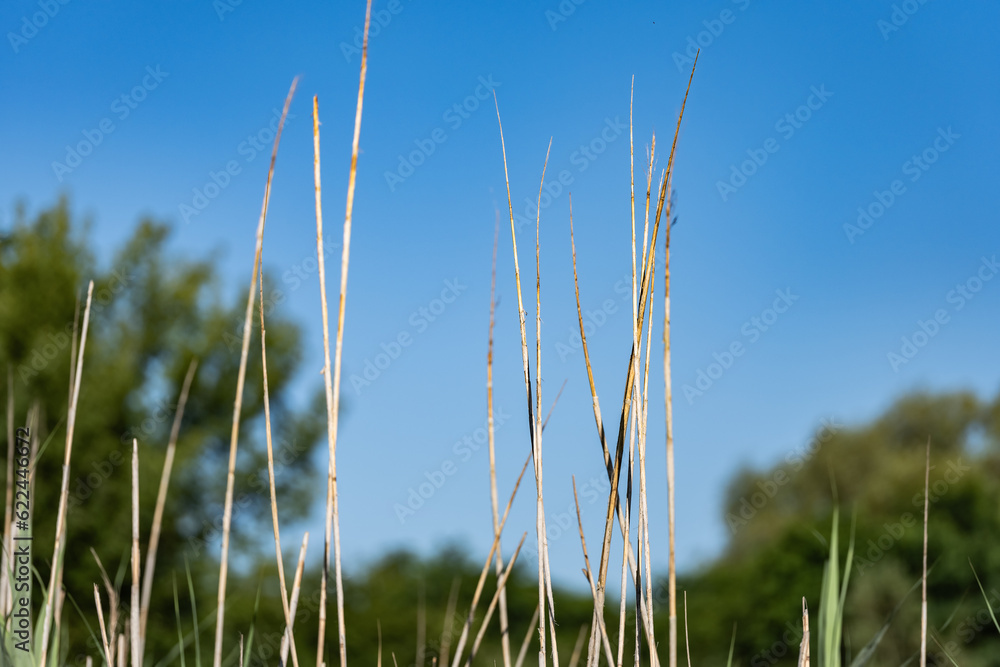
[0,200,324,665]
[676,390,1000,666]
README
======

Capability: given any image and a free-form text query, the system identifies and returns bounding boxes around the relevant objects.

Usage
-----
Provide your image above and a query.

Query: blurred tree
[673,390,1000,666]
[0,199,324,664]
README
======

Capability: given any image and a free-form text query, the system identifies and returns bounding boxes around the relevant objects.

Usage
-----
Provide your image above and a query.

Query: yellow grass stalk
[664,57,697,667]
[466,532,528,666]
[95,584,112,667]
[213,78,297,667]
[568,625,588,667]
[487,210,513,667]
[572,478,614,667]
[39,280,93,667]
[141,358,199,660]
[316,3,372,666]
[131,439,140,667]
[450,454,531,667]
[258,264,301,667]
[514,606,539,667]
[920,438,930,667]
[281,533,310,667]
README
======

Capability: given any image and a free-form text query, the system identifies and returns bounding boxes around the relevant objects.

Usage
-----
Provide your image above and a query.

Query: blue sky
[2,0,999,592]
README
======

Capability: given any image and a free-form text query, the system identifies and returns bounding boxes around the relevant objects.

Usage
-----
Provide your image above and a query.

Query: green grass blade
[174,572,187,667]
[969,560,1000,635]
[726,623,736,667]
[185,555,201,667]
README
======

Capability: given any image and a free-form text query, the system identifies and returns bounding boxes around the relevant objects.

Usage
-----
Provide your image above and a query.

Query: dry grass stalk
[514,606,539,667]
[213,77,298,667]
[316,3,373,666]
[449,454,531,667]
[664,56,698,667]
[572,478,614,667]
[95,584,112,667]
[141,358,199,660]
[487,209,513,667]
[131,439,141,667]
[569,199,653,645]
[920,437,930,667]
[797,598,810,667]
[92,547,119,667]
[40,280,94,667]
[466,532,528,666]
[568,625,588,667]
[258,267,301,667]
[282,532,310,667]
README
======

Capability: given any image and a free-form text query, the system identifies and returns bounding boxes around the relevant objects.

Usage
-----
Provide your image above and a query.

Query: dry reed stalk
[466,532,528,666]
[131,439,140,667]
[569,200,653,641]
[118,633,126,667]
[494,94,552,667]
[682,592,691,667]
[39,280,93,667]
[140,358,199,659]
[258,268,301,667]
[213,78,297,667]
[95,585,112,667]
[317,2,373,665]
[487,209,513,667]
[568,625,588,667]
[534,142,561,667]
[449,454,531,667]
[920,437,930,667]
[664,57,698,667]
[572,478,614,667]
[797,598,809,667]
[439,578,461,667]
[377,621,382,667]
[514,606,539,667]
[637,139,658,656]
[281,533,311,667]
[92,547,119,667]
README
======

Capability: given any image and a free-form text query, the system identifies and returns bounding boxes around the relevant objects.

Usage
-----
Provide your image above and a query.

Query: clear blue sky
[3,0,999,592]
